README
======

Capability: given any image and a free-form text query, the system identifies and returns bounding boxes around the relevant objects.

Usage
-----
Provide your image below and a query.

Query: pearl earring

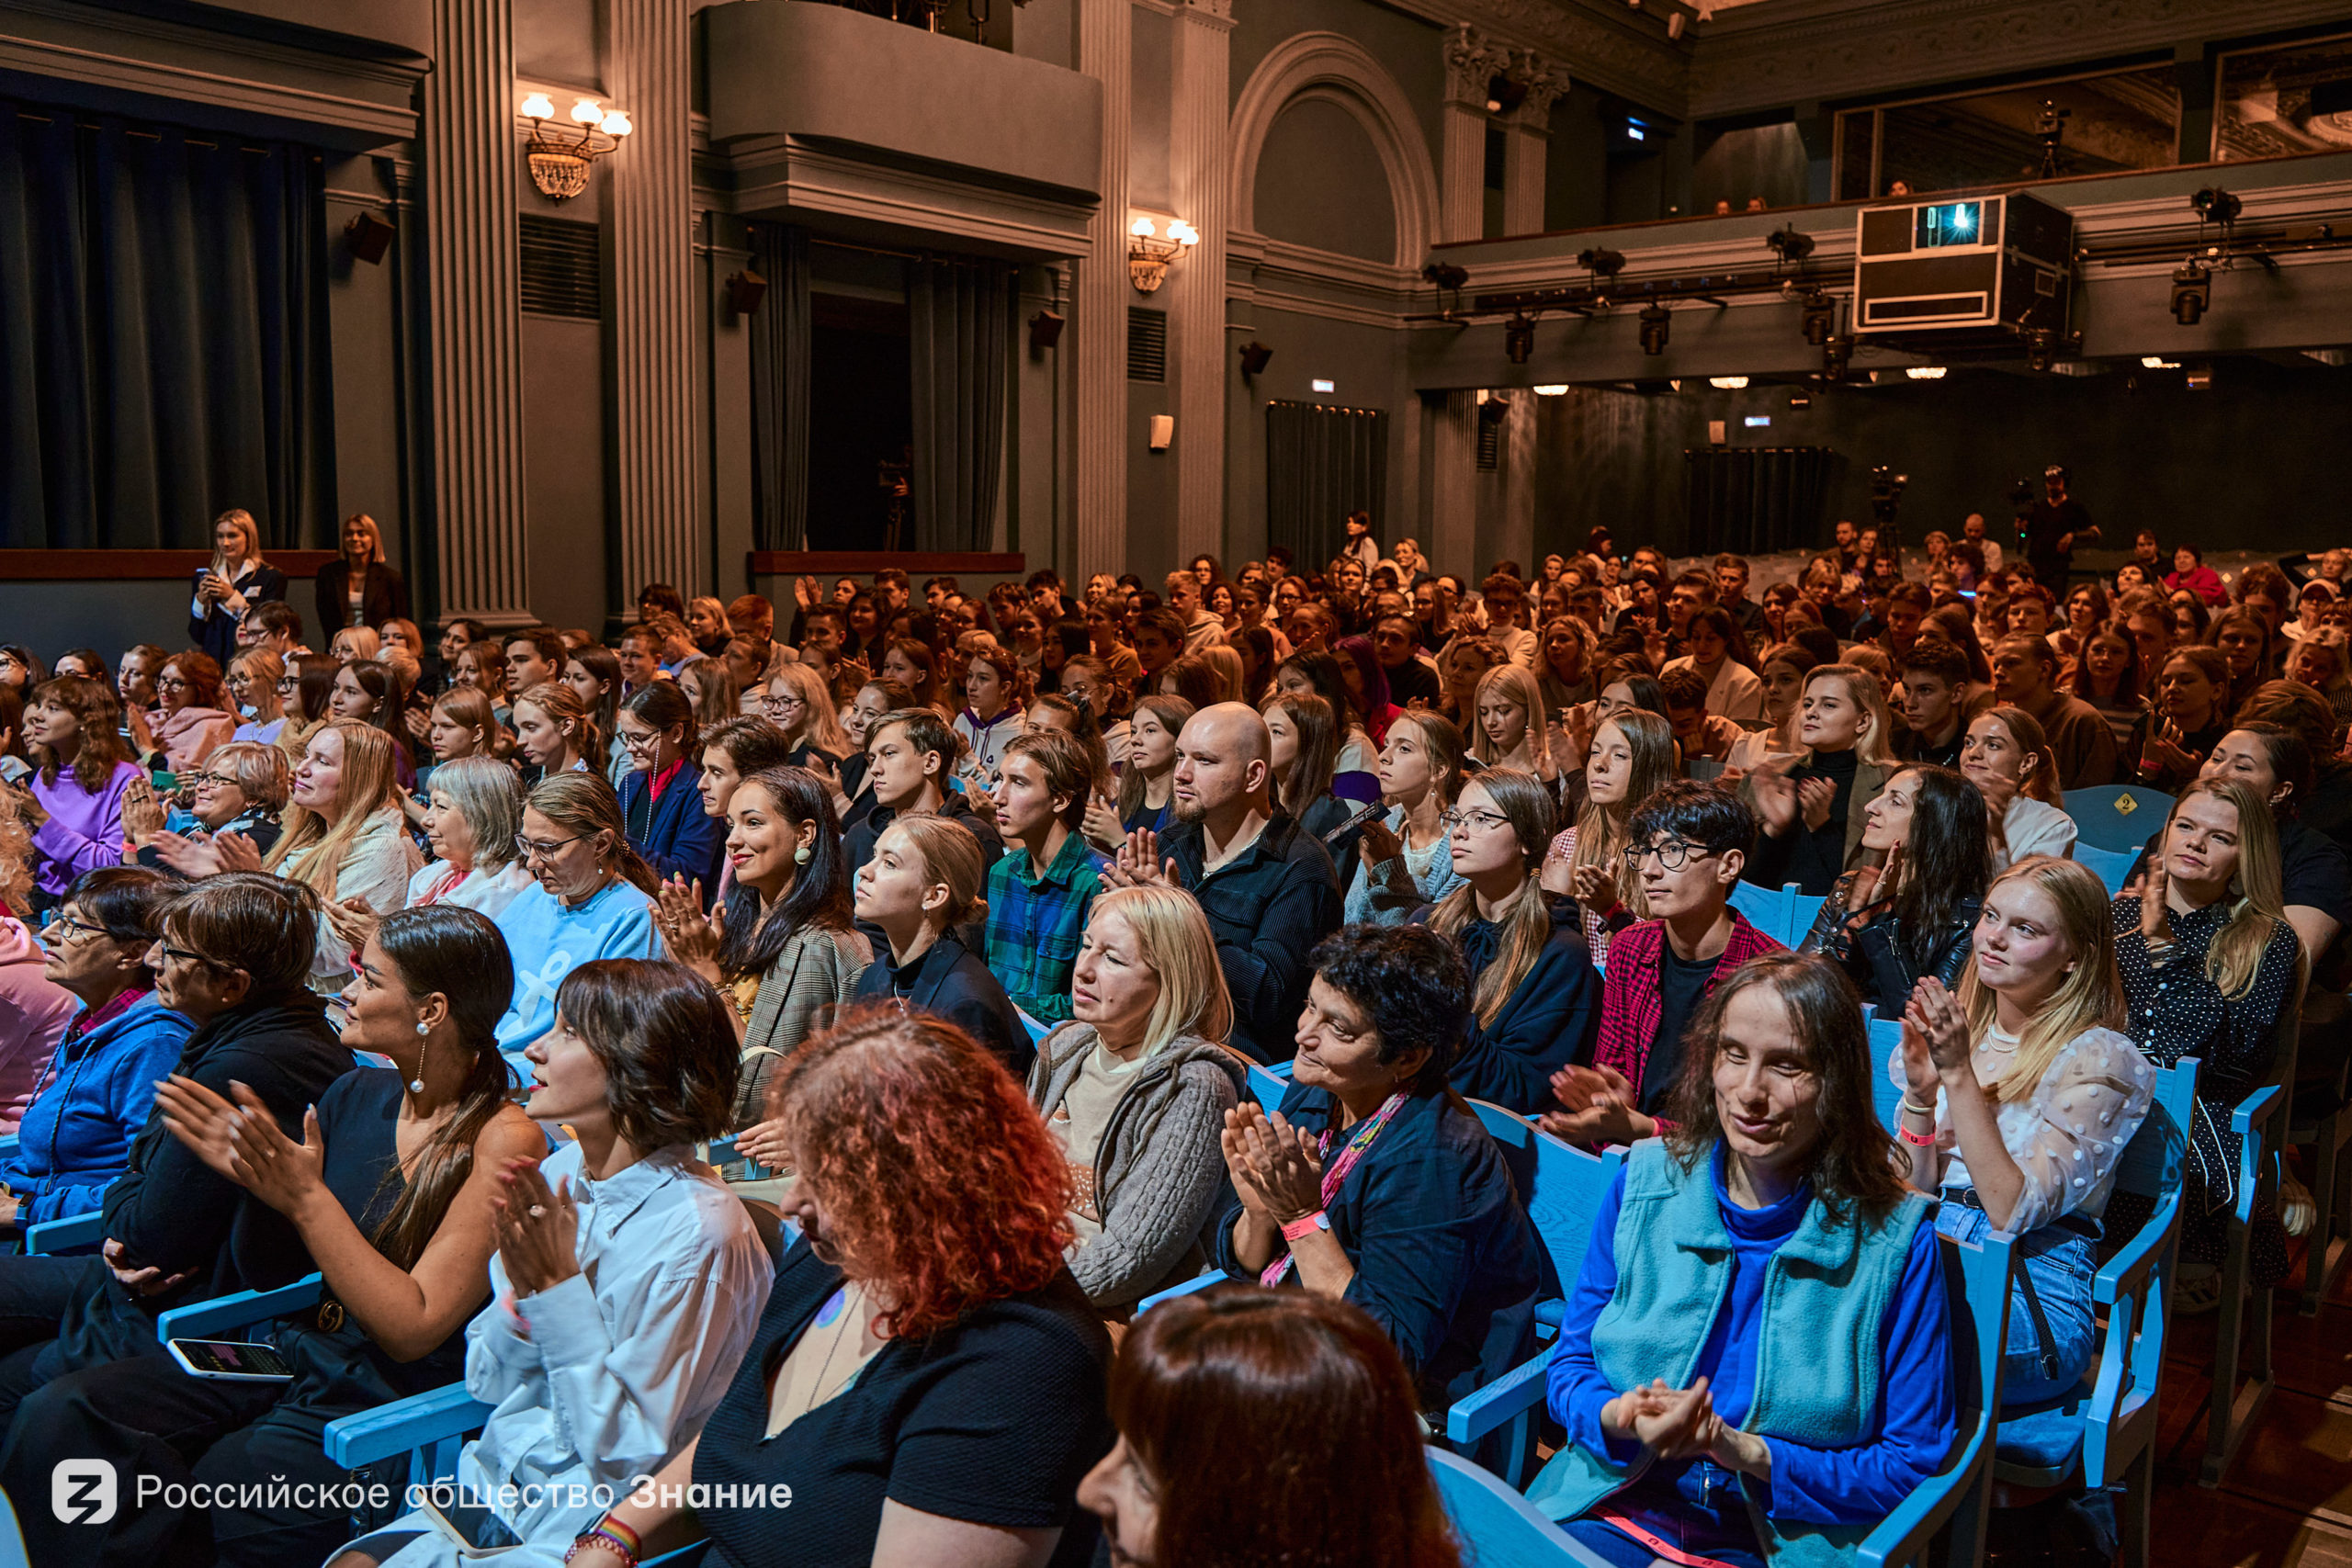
[793,843,811,865]
[410,1021,428,1094]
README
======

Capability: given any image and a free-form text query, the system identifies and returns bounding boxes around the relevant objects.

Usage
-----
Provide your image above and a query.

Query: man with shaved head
[1102,702,1342,1061]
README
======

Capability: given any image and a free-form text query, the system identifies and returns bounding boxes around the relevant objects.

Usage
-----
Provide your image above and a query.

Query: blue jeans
[1935,1201,2099,1406]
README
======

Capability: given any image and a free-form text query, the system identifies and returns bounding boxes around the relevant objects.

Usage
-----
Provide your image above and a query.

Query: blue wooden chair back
[1728,880,1795,945]
[1244,1060,1290,1108]
[1869,1017,1906,1129]
[2063,785,2176,854]
[0,1483,26,1568]
[2073,843,2138,897]
[1464,1102,1624,1309]
[1428,1448,1585,1567]
[1015,1008,1051,1044]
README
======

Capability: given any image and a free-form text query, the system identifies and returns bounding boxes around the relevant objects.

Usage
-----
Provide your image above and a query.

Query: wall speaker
[1148,413,1175,451]
[1028,309,1066,351]
[725,269,768,315]
[1238,341,1273,377]
[343,212,394,265]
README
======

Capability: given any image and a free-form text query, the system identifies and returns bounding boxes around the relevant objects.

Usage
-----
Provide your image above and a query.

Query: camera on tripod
[2006,475,2037,513]
[1869,466,1908,525]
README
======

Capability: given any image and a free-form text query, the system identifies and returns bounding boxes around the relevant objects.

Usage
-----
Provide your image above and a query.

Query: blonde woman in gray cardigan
[656,765,868,1144]
[1027,885,1250,1315]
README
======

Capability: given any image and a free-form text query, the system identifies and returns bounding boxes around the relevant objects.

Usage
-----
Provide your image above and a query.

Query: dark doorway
[806,292,913,550]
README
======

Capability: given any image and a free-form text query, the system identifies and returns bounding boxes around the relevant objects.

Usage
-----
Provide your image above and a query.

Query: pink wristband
[1897,1123,1938,1147]
[1280,1212,1329,1244]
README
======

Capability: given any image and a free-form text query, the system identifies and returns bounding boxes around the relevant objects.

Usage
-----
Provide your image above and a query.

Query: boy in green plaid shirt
[983,728,1111,1022]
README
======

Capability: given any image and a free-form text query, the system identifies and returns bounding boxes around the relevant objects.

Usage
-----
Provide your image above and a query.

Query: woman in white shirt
[1662,606,1766,724]
[409,756,537,919]
[1893,855,2154,1406]
[329,959,773,1568]
[1960,707,2078,867]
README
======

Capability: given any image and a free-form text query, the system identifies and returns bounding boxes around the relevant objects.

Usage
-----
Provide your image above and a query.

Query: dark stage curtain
[906,254,1010,553]
[0,102,334,548]
[748,222,811,550]
[1684,446,1835,556]
[1266,400,1386,571]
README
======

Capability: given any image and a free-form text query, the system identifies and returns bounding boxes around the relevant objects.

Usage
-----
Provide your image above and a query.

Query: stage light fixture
[1766,226,1815,263]
[2170,260,2211,326]
[1638,303,1670,356]
[1505,314,1536,365]
[1709,376,1747,389]
[2025,329,2057,373]
[2191,186,2242,227]
[1822,334,1853,380]
[1801,289,1835,346]
[1422,262,1471,291]
[1577,248,1627,277]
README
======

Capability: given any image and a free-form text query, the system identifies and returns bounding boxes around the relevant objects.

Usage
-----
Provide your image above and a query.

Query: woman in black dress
[51,906,541,1566]
[561,1006,1114,1568]
[2113,779,2304,1310]
[315,513,413,639]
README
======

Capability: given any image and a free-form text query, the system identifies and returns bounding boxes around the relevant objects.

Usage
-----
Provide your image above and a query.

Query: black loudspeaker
[725,270,769,315]
[343,212,394,265]
[1238,341,1272,377]
[1028,309,1066,350]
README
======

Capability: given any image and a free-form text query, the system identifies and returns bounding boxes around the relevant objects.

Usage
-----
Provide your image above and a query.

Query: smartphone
[421,1495,526,1557]
[167,1338,295,1382]
[151,771,177,793]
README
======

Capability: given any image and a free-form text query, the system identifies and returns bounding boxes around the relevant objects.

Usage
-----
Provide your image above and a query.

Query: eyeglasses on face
[45,915,110,947]
[157,942,215,967]
[1624,840,1715,872]
[1439,807,1511,834]
[760,693,806,714]
[184,771,234,790]
[514,833,586,861]
[155,676,190,692]
[617,729,664,752]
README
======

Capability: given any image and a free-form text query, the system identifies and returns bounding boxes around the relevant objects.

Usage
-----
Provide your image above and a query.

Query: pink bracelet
[1280,1211,1329,1243]
[1896,1123,1938,1147]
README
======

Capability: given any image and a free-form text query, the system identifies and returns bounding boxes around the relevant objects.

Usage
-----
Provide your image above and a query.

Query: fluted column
[1169,0,1233,566]
[1500,54,1567,237]
[1072,0,1131,583]
[1440,25,1505,244]
[605,0,699,600]
[424,0,529,625]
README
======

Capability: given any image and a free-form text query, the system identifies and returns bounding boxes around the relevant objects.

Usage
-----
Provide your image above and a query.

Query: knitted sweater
[1026,1023,1248,1308]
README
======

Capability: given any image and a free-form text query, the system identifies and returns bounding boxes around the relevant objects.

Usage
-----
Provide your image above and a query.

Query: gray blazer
[1026,1021,1249,1309]
[735,922,871,1127]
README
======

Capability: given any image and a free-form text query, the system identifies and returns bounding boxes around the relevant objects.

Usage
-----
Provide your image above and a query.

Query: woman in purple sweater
[10,676,143,908]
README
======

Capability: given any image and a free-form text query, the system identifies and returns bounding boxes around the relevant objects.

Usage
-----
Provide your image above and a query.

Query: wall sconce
[519,92,633,201]
[1127,216,1199,294]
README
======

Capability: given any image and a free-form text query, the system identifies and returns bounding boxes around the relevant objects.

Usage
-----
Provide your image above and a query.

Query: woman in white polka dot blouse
[2112,780,2304,1313]
[1891,855,2155,1407]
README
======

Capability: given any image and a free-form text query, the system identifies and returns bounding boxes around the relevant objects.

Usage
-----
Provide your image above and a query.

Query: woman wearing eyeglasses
[1413,769,1599,1113]
[489,772,664,1061]
[616,683,728,893]
[760,660,852,773]
[0,867,189,1229]
[139,741,291,874]
[146,651,239,773]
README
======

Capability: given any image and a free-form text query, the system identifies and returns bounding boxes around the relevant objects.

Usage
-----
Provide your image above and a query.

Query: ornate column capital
[1504,49,1569,129]
[1442,23,1511,109]
[1179,0,1235,24]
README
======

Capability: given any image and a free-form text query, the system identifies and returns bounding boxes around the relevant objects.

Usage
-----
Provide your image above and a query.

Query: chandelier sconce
[519,93,634,201]
[1127,215,1200,293]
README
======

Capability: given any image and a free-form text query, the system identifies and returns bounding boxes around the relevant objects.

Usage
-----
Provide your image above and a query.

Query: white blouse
[405,858,537,922]
[1994,795,2078,869]
[1892,1022,2155,1235]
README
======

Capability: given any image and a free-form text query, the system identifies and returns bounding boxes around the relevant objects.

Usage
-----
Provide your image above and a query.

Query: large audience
[0,490,2344,1566]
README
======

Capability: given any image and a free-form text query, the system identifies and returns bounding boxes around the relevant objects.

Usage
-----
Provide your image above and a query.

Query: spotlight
[1486,73,1528,116]
[1823,333,1853,380]
[1638,303,1670,356]
[1765,226,1815,263]
[342,212,395,265]
[1801,289,1835,346]
[2025,329,2057,373]
[1505,314,1536,365]
[2170,259,2211,326]
[1421,262,1471,291]
[1238,341,1273,378]
[1577,247,1627,277]
[2190,186,2242,227]
[1027,309,1066,351]
[724,269,768,316]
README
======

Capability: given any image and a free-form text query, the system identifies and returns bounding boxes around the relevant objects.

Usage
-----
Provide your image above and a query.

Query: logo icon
[52,1459,117,1524]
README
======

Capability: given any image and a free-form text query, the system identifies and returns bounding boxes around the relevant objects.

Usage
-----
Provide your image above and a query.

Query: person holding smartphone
[189,509,288,670]
[1,907,540,1567]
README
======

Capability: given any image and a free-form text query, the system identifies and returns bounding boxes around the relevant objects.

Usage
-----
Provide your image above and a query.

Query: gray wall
[1534,360,2352,562]
[1693,122,1809,215]
[1223,306,1417,565]
[1254,98,1397,263]
[1229,0,1442,172]
[0,582,199,670]
[524,316,613,631]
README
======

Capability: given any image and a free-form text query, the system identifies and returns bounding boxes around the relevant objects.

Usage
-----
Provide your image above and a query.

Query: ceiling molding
[1385,0,1691,112]
[1689,0,2352,119]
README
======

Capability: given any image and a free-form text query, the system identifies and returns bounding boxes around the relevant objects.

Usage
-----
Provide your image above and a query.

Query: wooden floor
[2152,1241,2352,1567]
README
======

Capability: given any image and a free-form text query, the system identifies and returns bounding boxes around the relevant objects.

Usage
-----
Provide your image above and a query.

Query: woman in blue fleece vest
[1531,951,1955,1568]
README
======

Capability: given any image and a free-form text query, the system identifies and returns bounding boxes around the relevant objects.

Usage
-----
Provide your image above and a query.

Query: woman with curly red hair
[568,1006,1114,1568]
